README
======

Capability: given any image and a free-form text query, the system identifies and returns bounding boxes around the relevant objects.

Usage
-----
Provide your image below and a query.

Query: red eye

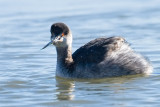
[62,33,65,36]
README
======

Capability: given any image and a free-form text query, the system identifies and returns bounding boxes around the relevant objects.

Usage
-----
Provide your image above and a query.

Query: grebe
[42,22,152,78]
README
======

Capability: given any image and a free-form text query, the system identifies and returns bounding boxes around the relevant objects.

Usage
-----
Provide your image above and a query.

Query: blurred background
[0,0,160,107]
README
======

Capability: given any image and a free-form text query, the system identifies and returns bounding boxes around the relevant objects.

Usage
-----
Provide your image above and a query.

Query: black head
[41,22,72,50]
[50,22,69,36]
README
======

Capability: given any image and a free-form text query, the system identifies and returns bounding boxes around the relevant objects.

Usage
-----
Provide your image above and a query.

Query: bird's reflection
[55,77,75,100]
[55,74,148,101]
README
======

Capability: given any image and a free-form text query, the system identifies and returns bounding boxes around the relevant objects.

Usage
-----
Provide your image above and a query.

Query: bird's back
[71,36,152,78]
[72,37,125,63]
[73,37,121,63]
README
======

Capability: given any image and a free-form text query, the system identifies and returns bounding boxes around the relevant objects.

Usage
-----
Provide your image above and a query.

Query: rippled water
[1,0,160,107]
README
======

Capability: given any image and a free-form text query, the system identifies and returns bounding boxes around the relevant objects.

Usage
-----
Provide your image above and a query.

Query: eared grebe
[42,22,152,78]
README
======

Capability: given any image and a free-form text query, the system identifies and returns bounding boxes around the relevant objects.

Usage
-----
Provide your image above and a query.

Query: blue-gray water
[0,0,160,107]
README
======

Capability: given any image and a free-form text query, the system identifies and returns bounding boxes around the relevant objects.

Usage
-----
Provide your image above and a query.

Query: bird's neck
[56,45,73,63]
[56,45,74,77]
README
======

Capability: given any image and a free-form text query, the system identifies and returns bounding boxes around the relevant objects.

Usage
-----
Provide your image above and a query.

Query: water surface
[0,0,160,107]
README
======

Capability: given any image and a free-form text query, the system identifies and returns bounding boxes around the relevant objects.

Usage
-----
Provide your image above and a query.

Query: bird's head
[42,22,72,49]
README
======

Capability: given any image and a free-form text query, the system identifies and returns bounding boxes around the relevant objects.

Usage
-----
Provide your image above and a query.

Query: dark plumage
[73,37,124,63]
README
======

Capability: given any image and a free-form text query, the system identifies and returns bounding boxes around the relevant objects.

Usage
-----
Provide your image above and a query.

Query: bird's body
[42,22,152,79]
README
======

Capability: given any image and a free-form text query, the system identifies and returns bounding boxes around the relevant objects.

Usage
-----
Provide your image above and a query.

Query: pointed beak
[41,33,64,50]
[41,41,52,50]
